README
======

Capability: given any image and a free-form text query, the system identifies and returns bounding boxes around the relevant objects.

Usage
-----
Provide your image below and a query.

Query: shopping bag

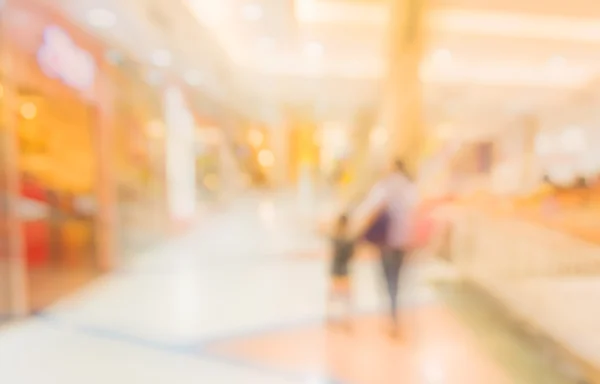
[364,208,390,246]
[408,204,437,249]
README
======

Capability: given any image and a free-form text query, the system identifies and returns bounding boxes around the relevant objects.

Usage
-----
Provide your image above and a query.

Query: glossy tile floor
[0,193,543,383]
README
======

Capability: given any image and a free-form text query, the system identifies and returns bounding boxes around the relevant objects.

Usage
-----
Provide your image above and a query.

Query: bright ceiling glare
[305,42,324,57]
[151,50,172,67]
[242,4,263,21]
[87,8,116,28]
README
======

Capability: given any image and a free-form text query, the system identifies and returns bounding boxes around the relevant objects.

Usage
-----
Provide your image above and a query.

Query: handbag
[364,208,390,246]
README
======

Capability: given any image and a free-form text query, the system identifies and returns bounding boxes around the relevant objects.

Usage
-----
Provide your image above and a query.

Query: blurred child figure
[327,214,355,329]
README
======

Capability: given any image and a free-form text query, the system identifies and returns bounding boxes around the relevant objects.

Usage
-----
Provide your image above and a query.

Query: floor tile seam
[35,301,434,352]
[35,312,351,383]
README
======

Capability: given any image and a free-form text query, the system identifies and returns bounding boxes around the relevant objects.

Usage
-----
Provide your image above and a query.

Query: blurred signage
[37,26,96,92]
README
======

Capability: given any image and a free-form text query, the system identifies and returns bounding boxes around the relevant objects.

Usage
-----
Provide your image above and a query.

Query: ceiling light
[151,50,171,67]
[304,42,323,57]
[184,70,203,86]
[87,8,116,28]
[242,4,263,21]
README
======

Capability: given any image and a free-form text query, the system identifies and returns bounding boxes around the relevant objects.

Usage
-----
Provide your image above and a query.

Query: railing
[449,208,600,382]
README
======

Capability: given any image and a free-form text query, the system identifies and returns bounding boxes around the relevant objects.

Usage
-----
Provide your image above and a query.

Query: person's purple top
[361,173,417,249]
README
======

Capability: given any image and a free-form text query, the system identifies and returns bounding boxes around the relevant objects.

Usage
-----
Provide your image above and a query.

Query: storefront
[0,0,113,313]
[194,123,223,200]
[535,125,600,186]
[318,122,351,187]
[0,71,15,320]
[244,125,274,186]
[445,140,495,197]
[111,61,167,255]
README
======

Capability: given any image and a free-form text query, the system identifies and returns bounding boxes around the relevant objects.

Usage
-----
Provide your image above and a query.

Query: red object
[21,179,47,202]
[23,220,49,267]
[408,202,438,249]
[20,178,50,267]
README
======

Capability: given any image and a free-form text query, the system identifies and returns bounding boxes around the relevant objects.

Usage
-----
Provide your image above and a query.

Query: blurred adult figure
[354,159,417,337]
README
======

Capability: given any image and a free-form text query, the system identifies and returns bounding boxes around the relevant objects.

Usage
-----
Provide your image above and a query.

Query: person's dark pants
[379,247,405,323]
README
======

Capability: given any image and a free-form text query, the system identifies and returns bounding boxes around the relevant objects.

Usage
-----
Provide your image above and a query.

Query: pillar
[383,0,428,175]
[0,1,27,316]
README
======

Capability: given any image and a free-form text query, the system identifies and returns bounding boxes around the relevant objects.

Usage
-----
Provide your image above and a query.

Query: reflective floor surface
[0,193,577,383]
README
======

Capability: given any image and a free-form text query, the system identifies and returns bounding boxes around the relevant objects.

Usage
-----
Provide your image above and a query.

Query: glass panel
[0,77,11,320]
[17,89,100,311]
[113,64,165,256]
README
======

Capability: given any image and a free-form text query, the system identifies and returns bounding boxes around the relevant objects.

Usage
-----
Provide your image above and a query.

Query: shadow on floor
[435,280,584,384]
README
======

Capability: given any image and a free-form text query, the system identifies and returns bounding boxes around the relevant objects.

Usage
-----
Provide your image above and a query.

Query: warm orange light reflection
[258,149,274,167]
[20,102,37,120]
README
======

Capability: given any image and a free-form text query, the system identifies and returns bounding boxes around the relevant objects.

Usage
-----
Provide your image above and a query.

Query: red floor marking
[210,307,510,384]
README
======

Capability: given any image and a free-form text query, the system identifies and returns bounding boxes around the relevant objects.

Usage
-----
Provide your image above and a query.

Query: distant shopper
[327,213,356,329]
[539,175,558,216]
[355,159,417,338]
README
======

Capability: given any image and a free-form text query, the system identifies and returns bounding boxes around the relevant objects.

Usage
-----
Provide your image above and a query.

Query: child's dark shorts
[330,239,354,277]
